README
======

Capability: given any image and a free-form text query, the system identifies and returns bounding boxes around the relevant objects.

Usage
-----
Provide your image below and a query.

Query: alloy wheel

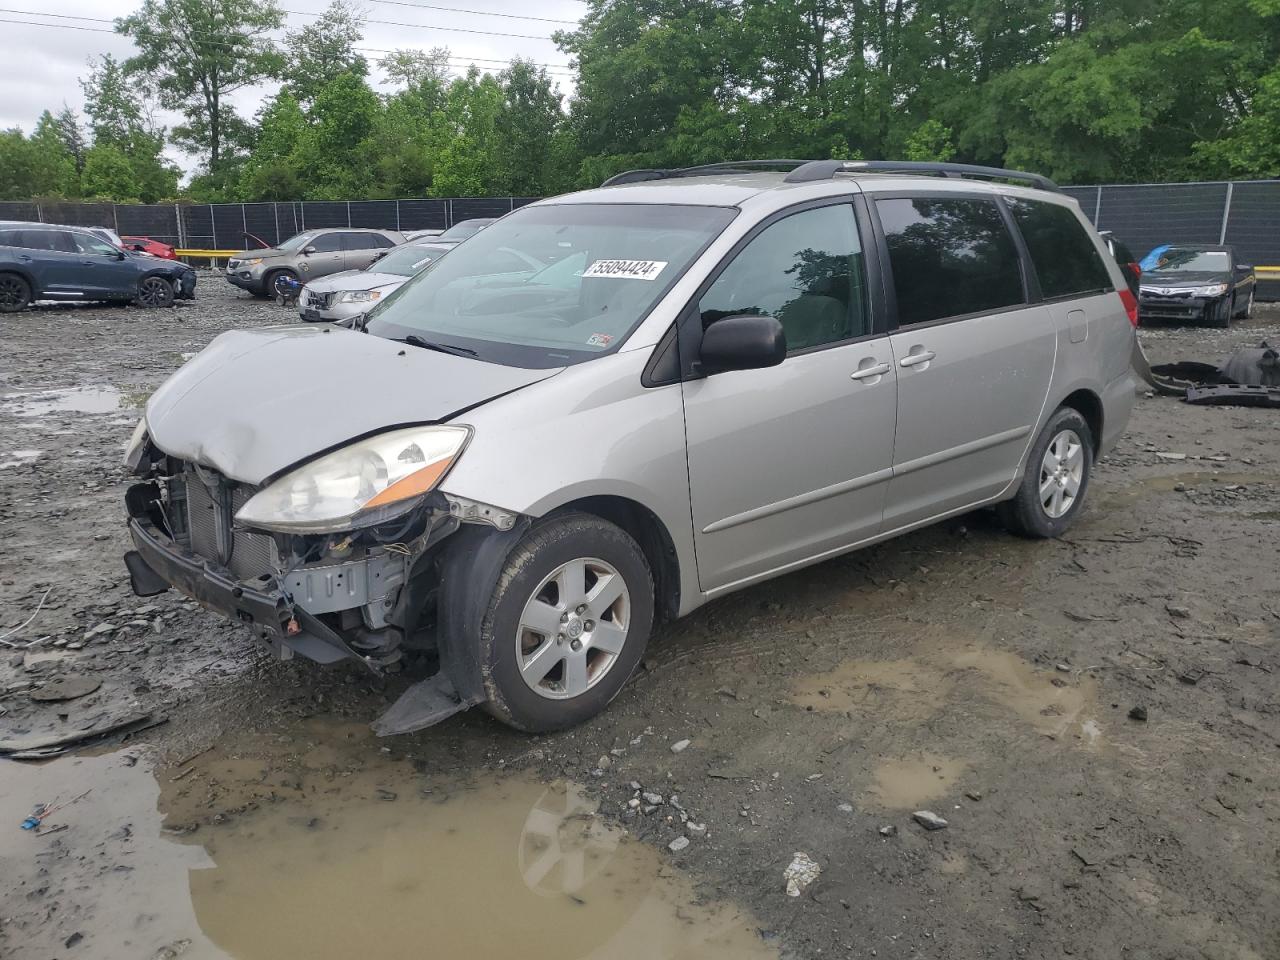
[0,276,27,310]
[516,557,630,700]
[1039,429,1084,519]
[137,277,171,307]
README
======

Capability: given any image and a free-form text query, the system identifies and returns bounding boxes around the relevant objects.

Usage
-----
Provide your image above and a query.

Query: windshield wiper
[396,334,478,358]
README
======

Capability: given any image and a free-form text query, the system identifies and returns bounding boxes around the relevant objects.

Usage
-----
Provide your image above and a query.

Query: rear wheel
[479,513,654,732]
[137,275,175,308]
[999,407,1094,539]
[0,273,31,313]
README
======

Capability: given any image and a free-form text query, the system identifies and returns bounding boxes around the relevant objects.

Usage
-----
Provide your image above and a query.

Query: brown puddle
[1,745,775,960]
[791,641,1101,745]
[868,754,966,809]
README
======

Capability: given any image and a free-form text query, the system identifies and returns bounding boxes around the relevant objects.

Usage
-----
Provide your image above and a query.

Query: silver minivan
[123,160,1138,735]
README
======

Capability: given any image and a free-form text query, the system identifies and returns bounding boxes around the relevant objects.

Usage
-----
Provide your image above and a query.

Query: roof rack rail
[782,160,1060,192]
[600,159,1060,192]
[600,160,812,188]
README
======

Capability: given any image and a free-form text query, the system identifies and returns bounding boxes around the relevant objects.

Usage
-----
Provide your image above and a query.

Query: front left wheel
[479,513,654,732]
[137,276,175,308]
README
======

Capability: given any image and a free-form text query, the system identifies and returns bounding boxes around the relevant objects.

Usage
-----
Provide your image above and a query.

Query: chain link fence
[2,182,1277,295]
[0,197,541,249]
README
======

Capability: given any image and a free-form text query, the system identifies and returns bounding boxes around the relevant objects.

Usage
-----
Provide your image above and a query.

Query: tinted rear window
[877,197,1024,325]
[1008,198,1112,298]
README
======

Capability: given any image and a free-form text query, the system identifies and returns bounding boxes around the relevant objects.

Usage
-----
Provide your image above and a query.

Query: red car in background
[122,236,177,260]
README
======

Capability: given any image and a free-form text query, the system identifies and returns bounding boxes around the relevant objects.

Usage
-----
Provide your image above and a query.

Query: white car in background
[299,241,451,322]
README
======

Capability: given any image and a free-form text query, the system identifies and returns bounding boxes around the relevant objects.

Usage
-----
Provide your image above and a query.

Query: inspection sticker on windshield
[583,259,668,281]
[586,333,613,347]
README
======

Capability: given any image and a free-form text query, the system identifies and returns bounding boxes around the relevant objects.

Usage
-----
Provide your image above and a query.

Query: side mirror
[698,315,787,374]
[371,251,386,262]
[302,245,316,256]
[1237,264,1253,272]
[115,249,127,260]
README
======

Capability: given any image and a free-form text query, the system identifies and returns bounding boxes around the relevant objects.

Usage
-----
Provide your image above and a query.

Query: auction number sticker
[583,259,668,281]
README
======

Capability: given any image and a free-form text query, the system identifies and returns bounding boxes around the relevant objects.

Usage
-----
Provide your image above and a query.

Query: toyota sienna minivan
[122,160,1138,735]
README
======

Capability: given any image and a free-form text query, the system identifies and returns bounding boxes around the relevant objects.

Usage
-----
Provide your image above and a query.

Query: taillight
[1128,262,1141,277]
[1118,288,1139,327]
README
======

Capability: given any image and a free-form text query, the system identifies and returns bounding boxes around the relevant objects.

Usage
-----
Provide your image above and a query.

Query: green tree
[283,0,368,106]
[493,60,565,195]
[379,47,451,88]
[240,92,307,199]
[81,144,142,201]
[117,0,284,174]
[54,107,88,175]
[293,71,385,197]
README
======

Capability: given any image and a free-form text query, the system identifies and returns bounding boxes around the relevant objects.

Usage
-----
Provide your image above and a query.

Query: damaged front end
[122,430,522,735]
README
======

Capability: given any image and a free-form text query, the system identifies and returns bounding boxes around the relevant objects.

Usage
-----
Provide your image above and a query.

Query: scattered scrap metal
[1134,340,1280,407]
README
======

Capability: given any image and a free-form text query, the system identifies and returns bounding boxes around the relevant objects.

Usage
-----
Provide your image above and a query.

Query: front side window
[75,233,122,256]
[699,204,869,352]
[365,203,735,368]
[1007,198,1112,298]
[877,197,1024,325]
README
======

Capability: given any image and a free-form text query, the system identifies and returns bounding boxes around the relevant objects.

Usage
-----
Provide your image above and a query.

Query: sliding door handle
[899,350,936,368]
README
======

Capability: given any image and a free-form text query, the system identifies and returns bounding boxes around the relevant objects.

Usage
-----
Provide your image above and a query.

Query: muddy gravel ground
[1,280,1278,960]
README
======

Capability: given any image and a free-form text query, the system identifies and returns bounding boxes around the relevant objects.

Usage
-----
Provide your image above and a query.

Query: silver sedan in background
[299,241,451,322]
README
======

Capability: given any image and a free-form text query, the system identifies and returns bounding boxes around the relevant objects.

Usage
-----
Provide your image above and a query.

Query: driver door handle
[850,362,891,381]
[900,350,936,368]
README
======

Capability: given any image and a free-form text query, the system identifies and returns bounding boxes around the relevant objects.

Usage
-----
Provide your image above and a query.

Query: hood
[233,247,287,261]
[1142,270,1230,288]
[306,270,407,293]
[145,326,561,485]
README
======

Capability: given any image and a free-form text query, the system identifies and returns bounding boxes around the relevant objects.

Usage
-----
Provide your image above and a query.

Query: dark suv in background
[0,222,196,313]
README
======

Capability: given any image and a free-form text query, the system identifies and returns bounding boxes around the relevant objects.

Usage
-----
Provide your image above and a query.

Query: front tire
[265,269,298,300]
[479,513,654,732]
[0,273,32,313]
[999,408,1094,539]
[1236,288,1254,320]
[137,275,175,308]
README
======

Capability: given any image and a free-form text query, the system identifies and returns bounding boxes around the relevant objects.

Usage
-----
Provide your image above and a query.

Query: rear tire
[137,275,175,308]
[0,273,32,313]
[479,513,654,732]
[998,407,1094,539]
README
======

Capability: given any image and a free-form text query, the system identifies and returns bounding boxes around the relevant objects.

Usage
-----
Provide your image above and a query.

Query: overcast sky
[0,0,584,174]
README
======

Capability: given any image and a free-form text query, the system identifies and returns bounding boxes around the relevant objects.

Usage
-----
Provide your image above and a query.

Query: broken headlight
[234,425,470,534]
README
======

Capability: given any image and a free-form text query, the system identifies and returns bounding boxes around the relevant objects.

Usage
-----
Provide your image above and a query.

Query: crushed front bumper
[124,507,369,667]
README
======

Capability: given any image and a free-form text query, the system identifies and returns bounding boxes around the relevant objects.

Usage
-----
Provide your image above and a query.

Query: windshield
[365,203,735,368]
[1154,249,1230,272]
[276,231,318,252]
[371,244,448,277]
[437,220,493,242]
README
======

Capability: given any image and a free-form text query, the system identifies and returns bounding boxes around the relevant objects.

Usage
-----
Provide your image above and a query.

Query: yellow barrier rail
[175,249,241,259]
